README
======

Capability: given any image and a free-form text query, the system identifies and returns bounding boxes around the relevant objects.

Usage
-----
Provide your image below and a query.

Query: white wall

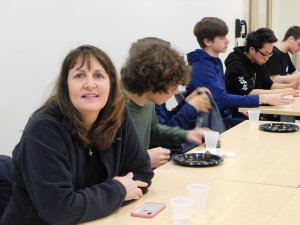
[0,0,242,156]
[272,0,300,70]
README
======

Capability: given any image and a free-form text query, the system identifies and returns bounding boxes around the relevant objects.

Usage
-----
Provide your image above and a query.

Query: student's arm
[250,66,297,95]
[267,50,299,83]
[155,90,211,130]
[272,73,300,84]
[155,103,198,130]
[150,107,187,146]
[190,61,259,111]
[116,109,154,192]
[249,87,295,95]
[271,82,298,91]
[224,61,257,95]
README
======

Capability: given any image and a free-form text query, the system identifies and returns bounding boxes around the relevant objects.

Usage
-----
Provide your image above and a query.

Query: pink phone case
[130,202,166,218]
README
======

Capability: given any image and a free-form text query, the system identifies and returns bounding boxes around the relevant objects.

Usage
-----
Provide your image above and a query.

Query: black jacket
[225,47,273,95]
[1,105,153,225]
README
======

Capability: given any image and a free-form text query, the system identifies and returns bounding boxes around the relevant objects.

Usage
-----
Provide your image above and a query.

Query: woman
[1,45,153,225]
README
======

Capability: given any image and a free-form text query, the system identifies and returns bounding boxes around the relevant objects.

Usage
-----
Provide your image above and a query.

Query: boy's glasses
[256,49,273,60]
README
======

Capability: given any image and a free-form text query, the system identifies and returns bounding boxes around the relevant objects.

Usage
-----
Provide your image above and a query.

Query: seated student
[120,37,207,169]
[225,28,298,95]
[185,17,292,127]
[0,45,153,225]
[155,87,212,130]
[225,28,297,117]
[266,26,300,84]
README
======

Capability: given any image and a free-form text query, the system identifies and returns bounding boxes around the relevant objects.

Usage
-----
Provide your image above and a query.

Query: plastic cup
[170,197,194,225]
[204,131,219,155]
[187,184,209,215]
[247,109,260,123]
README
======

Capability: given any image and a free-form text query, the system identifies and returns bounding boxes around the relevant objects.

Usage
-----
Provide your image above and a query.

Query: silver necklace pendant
[88,147,93,157]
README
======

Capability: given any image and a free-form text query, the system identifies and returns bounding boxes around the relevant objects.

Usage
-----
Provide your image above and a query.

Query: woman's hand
[113,172,148,201]
[147,147,171,169]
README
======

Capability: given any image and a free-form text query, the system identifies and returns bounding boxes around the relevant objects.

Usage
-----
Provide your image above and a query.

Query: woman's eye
[95,73,104,79]
[74,73,84,79]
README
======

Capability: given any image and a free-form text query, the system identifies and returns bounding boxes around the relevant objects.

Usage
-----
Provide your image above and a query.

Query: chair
[0,155,13,218]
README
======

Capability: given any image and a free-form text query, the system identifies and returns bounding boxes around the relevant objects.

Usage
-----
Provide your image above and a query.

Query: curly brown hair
[120,37,191,95]
[42,45,124,150]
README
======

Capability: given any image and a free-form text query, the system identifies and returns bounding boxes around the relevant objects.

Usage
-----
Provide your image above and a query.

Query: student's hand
[186,128,209,145]
[185,87,210,102]
[280,87,297,96]
[260,94,294,105]
[147,147,171,169]
[113,172,148,201]
[186,89,212,112]
[289,81,299,91]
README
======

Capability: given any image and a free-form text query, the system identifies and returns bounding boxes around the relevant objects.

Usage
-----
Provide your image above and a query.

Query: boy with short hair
[186,17,293,127]
[266,26,300,84]
[225,27,297,97]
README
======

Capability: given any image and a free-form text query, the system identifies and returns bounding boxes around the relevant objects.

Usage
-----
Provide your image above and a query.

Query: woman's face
[67,55,110,120]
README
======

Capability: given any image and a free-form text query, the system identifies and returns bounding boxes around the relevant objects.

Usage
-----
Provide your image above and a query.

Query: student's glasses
[256,49,273,60]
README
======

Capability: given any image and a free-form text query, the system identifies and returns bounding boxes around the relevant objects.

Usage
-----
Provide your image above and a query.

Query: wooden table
[81,121,300,225]
[239,96,300,122]
[269,188,300,225]
[160,121,300,187]
[81,173,296,225]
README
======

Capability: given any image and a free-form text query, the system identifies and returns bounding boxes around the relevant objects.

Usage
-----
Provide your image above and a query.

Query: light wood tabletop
[239,96,300,122]
[81,173,296,225]
[269,188,300,225]
[81,121,300,225]
[160,121,300,187]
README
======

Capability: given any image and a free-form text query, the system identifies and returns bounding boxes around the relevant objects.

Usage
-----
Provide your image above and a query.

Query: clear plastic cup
[204,131,219,155]
[170,197,194,225]
[247,109,260,123]
[187,184,209,215]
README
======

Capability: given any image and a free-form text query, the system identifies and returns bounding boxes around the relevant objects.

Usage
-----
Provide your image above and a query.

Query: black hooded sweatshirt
[224,47,273,95]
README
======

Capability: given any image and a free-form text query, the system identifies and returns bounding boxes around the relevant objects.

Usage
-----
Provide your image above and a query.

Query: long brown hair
[44,45,125,150]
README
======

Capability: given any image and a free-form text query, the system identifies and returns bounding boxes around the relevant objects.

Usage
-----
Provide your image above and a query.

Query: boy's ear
[249,46,256,55]
[287,36,295,43]
[203,38,213,47]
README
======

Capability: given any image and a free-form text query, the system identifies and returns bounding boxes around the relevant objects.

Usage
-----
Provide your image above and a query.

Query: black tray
[173,153,223,167]
[259,123,299,133]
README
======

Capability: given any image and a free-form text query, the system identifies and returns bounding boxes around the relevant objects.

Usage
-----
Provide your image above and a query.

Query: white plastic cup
[187,184,209,215]
[170,197,194,225]
[204,131,219,155]
[247,109,260,123]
